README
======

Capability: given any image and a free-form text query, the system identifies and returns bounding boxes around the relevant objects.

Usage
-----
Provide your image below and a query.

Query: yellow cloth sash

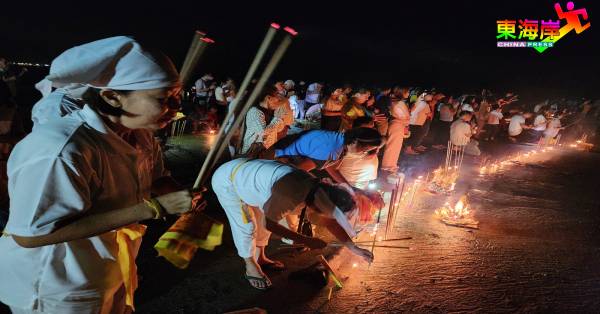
[229,160,251,224]
[116,224,147,311]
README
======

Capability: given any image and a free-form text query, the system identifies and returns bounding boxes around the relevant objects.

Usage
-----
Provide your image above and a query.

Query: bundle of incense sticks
[155,24,299,268]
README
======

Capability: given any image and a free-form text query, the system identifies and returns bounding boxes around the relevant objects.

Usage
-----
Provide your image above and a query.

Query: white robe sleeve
[5,156,94,237]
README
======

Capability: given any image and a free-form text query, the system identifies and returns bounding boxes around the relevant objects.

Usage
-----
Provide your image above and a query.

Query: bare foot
[258,256,285,270]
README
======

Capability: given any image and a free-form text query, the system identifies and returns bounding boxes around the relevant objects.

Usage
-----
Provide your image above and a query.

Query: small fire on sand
[435,195,479,229]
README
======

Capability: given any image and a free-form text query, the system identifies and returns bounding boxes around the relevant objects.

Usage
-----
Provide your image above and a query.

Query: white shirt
[461,104,474,113]
[288,95,299,118]
[0,105,166,310]
[216,159,295,216]
[410,100,430,126]
[215,86,226,102]
[509,115,526,136]
[195,79,208,97]
[487,111,503,125]
[390,100,410,124]
[533,114,547,131]
[338,153,378,188]
[305,83,321,104]
[544,117,561,138]
[450,119,472,146]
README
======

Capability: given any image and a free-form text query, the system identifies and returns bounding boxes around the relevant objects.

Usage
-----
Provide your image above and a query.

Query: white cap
[36,36,180,98]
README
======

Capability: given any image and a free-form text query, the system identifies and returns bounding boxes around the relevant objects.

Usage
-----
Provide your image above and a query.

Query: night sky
[1,0,598,104]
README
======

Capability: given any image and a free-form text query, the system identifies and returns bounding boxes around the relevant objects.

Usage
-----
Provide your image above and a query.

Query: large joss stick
[206,23,284,172]
[196,27,297,189]
[154,25,285,269]
[179,31,214,87]
[180,31,204,74]
[192,23,283,189]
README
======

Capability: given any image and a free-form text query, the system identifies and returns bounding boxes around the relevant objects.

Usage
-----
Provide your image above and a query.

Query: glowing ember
[352,263,358,268]
[576,140,582,144]
[435,195,479,229]
[569,144,577,148]
[209,129,216,134]
[479,166,487,175]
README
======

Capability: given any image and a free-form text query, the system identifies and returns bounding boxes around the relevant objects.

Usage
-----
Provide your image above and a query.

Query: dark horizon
[1,0,598,104]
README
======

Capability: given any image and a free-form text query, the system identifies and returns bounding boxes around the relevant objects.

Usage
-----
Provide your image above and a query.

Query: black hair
[249,84,279,116]
[255,84,279,104]
[344,127,382,148]
[81,87,132,116]
[316,183,356,213]
[352,116,374,128]
[491,104,500,111]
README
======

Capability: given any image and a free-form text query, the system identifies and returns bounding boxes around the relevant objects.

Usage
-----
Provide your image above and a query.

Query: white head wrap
[37,36,180,97]
[32,36,180,125]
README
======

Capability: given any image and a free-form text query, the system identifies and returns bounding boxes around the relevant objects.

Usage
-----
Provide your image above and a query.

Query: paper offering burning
[435,195,479,229]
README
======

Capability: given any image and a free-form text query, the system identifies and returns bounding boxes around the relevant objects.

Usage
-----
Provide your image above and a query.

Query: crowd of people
[0,36,598,314]
[188,73,599,170]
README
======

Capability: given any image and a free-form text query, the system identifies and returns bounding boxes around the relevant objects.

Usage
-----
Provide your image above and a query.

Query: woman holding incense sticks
[0,37,201,314]
[240,85,288,156]
[211,158,374,290]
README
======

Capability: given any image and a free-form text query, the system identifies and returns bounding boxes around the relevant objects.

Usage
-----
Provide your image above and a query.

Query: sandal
[244,274,272,290]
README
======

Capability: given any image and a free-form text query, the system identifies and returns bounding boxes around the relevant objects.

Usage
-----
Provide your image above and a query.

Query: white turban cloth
[32,36,180,125]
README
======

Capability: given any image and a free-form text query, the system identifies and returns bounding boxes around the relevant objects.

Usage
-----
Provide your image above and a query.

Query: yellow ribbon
[116,224,147,311]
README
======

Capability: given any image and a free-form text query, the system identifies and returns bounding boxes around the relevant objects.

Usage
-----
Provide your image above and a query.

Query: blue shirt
[275,130,345,161]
